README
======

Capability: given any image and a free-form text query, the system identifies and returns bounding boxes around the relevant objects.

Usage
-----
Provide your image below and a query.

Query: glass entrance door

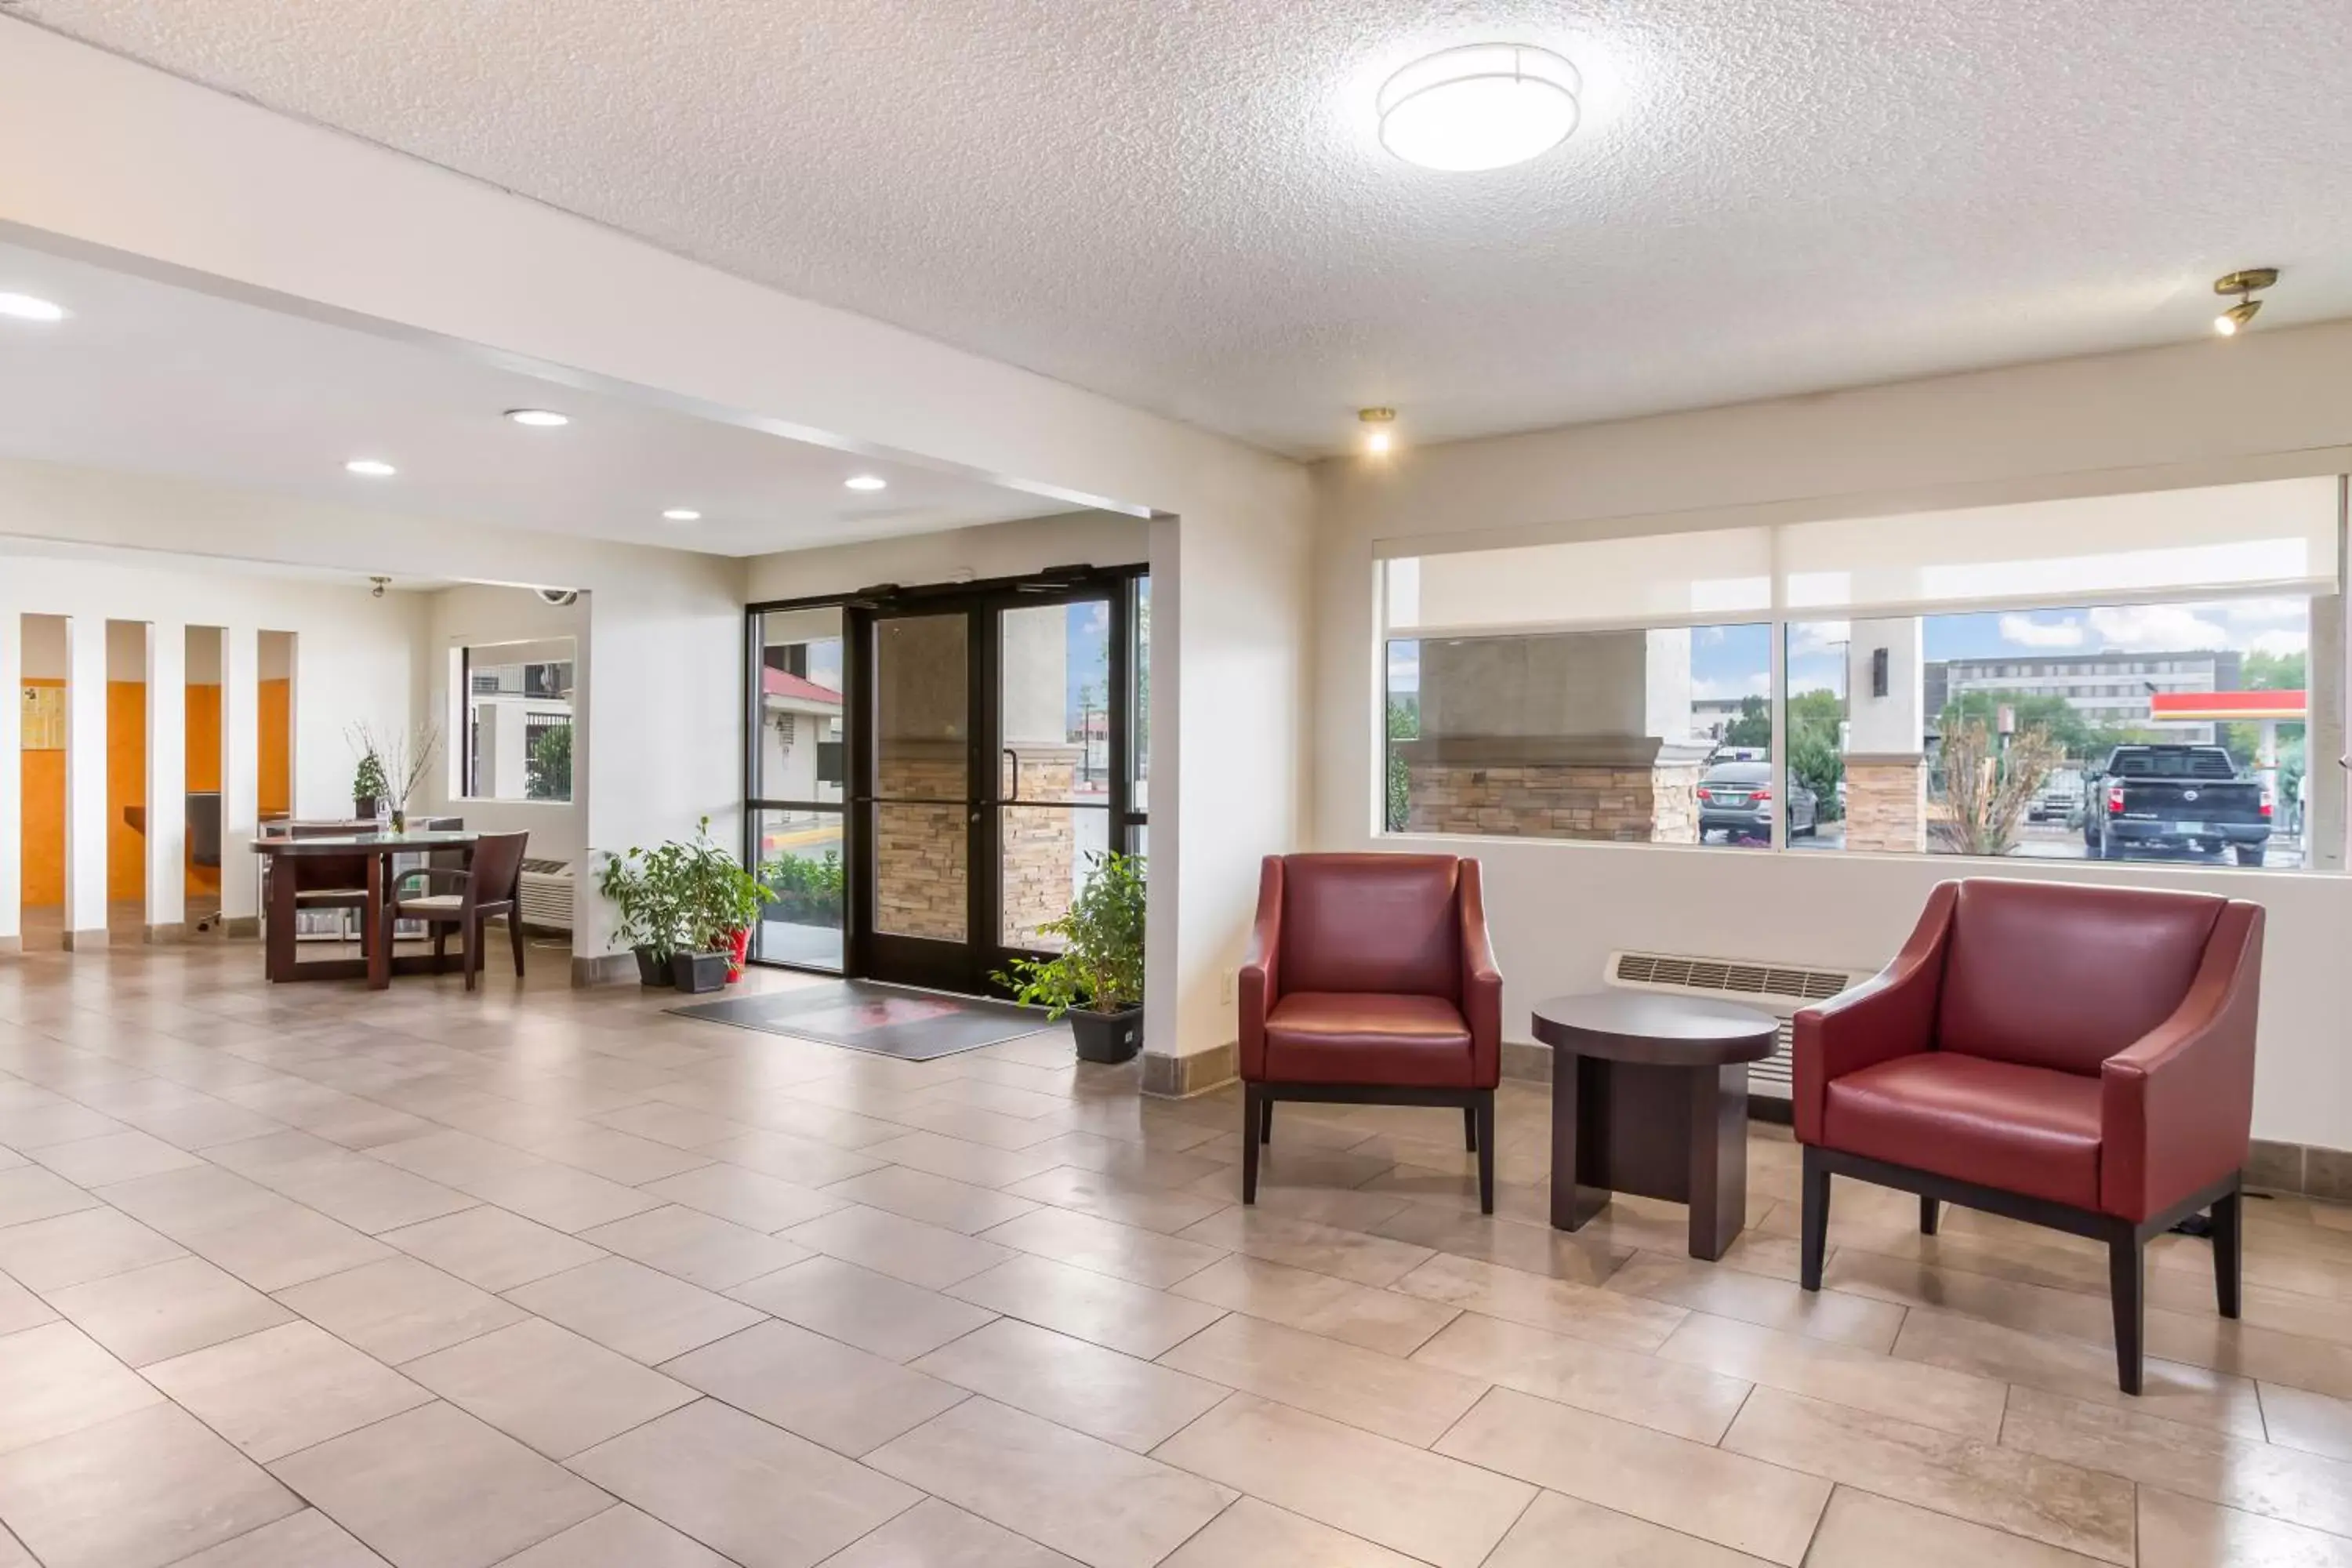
[844,574,1139,993]
[860,608,976,989]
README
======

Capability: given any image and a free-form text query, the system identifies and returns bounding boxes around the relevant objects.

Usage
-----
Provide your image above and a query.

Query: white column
[0,612,20,954]
[220,626,260,931]
[145,620,187,938]
[63,614,109,948]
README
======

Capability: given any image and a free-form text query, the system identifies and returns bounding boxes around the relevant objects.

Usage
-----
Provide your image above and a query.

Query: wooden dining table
[249,829,479,989]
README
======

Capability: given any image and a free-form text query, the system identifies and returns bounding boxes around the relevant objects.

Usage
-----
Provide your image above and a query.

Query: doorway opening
[746,567,1145,997]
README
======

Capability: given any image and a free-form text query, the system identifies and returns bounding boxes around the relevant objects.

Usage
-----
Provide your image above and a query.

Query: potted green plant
[672,818,773,992]
[995,850,1145,1063]
[350,738,388,822]
[598,842,688,986]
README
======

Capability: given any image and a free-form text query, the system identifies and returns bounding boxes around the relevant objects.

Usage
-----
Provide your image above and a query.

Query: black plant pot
[354,795,379,821]
[672,950,730,994]
[1069,1004,1144,1065]
[633,946,674,988]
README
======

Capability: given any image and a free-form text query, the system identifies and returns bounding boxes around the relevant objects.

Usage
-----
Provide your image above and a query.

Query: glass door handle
[1003,747,1021,804]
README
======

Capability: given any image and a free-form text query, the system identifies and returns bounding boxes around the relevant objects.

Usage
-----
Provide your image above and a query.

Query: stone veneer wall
[1002,746,1080,948]
[1843,755,1927,853]
[1396,738,1708,843]
[874,746,1080,945]
[876,752,967,941]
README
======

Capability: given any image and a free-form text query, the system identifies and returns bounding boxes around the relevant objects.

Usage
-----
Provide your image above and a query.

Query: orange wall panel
[16,678,267,906]
[106,678,145,902]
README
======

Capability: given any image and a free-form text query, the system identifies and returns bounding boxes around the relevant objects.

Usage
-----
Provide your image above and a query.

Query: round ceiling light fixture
[504,408,570,427]
[0,292,68,323]
[2212,267,2278,337]
[1377,43,1580,172]
[844,474,888,492]
[344,458,397,477]
[662,508,702,522]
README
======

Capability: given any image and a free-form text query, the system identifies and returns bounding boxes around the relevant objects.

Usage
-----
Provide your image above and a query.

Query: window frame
[1374,478,2350,874]
[453,637,579,804]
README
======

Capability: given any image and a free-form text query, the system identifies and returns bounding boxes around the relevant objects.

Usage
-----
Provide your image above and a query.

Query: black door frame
[745,564,1145,989]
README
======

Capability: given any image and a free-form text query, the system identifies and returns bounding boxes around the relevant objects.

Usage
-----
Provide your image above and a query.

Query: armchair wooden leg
[1473,1091,1494,1215]
[1241,1087,1263,1204]
[2110,1230,2145,1395]
[509,913,527,978]
[2212,1181,2243,1319]
[1464,1105,1479,1152]
[1259,1099,1272,1145]
[1920,1196,1940,1236]
[1799,1145,1830,1291]
[463,914,480,993]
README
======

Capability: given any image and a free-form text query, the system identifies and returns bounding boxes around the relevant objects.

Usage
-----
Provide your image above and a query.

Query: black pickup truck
[2082,744,2271,866]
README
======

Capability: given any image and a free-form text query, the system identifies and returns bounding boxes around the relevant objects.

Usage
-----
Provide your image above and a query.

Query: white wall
[1314,320,2352,1151]
[0,456,743,960]
[421,585,587,864]
[0,527,424,933]
[743,510,1147,601]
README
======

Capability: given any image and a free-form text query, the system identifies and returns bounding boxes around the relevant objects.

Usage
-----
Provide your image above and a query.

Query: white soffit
[0,241,1067,556]
[11,0,2352,455]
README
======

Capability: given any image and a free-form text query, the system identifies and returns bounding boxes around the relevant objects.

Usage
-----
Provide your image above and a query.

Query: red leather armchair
[1239,853,1502,1212]
[1794,878,2263,1394]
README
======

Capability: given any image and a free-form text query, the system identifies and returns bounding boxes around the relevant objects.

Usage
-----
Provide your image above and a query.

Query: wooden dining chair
[381,831,530,990]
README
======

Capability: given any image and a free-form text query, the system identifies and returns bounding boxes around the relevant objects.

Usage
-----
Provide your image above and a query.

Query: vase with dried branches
[351,720,441,833]
[1933,718,2062,857]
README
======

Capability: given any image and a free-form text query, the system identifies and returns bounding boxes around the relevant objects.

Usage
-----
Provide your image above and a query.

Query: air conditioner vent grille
[1611,951,1852,1006]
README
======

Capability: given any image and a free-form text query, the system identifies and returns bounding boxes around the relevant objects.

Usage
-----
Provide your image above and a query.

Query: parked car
[2082,744,2270,866]
[2027,782,2080,824]
[1697,761,1816,843]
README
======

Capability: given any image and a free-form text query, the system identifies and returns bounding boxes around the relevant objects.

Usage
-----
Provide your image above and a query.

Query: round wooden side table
[1532,991,1779,1261]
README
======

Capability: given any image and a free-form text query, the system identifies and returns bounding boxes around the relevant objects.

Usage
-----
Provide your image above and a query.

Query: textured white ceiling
[16,1,2352,455]
[0,241,1062,555]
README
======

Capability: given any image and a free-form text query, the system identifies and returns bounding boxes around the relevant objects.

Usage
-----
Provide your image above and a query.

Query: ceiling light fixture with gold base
[2212,268,2278,336]
[1359,407,1398,456]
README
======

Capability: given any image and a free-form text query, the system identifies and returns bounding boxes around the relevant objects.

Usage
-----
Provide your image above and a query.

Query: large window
[459,638,575,802]
[1379,476,2343,872]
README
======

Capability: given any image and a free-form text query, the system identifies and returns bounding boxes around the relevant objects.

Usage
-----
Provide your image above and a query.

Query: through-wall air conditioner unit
[1603,951,1874,1109]
[517,858,574,932]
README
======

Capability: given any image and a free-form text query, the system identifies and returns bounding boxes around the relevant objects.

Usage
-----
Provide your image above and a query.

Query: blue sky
[1391,597,2309,701]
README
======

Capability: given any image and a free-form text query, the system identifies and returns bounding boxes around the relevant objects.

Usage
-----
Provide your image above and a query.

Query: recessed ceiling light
[0,292,67,323]
[844,474,888,492]
[345,459,397,477]
[1377,44,1581,172]
[662,508,702,522]
[505,408,570,427]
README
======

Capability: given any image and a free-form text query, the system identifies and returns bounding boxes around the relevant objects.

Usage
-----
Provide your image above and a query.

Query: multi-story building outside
[1926,649,2238,745]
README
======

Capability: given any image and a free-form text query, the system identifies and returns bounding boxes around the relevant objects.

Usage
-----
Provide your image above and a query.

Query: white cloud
[1788,621,1850,656]
[2218,597,2306,626]
[2085,604,2229,652]
[1998,613,2085,648]
[2249,629,2309,658]
[1693,672,1770,701]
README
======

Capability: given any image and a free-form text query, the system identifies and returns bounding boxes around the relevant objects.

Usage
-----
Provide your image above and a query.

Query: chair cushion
[1937,880,2224,1076]
[1262,992,1475,1088]
[1824,1053,2103,1209]
[396,894,466,914]
[1278,855,1462,998]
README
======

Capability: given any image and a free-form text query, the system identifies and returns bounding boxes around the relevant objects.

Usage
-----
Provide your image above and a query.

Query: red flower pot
[725,927,750,981]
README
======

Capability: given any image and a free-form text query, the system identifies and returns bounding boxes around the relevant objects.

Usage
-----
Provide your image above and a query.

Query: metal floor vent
[1606,950,1871,1099]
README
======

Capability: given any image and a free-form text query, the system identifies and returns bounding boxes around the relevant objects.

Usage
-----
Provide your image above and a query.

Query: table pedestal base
[1549,1052,1752,1261]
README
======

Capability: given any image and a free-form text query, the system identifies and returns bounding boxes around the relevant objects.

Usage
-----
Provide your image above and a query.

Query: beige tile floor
[0,946,2349,1566]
